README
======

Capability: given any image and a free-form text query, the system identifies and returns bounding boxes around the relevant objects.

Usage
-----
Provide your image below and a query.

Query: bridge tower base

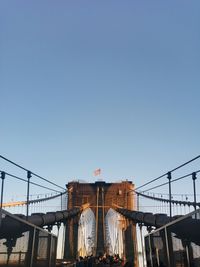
[64,181,138,266]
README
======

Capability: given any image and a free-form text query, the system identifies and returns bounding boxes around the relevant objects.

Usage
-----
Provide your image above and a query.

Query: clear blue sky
[1,1,200,200]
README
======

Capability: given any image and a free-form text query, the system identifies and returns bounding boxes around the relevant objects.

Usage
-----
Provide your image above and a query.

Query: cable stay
[135,155,200,191]
[0,154,65,190]
[0,170,63,193]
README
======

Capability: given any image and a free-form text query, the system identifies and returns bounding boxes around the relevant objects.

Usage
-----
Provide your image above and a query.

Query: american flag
[93,168,101,176]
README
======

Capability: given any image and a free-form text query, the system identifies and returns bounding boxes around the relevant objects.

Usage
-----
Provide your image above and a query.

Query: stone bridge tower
[64,181,137,265]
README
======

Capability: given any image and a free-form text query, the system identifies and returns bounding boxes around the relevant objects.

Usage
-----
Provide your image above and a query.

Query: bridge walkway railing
[145,208,200,267]
[0,209,57,267]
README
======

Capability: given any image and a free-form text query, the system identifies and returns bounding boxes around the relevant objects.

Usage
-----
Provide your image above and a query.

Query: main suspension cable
[0,170,63,193]
[0,155,65,190]
[140,169,200,193]
[135,155,200,191]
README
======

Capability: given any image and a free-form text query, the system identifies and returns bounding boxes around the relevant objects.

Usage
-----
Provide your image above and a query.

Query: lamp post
[167,172,172,219]
[192,172,197,211]
[26,171,32,220]
[0,172,5,210]
[0,172,5,227]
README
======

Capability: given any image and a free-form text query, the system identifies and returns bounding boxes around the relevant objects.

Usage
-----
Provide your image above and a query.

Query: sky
[0,1,200,203]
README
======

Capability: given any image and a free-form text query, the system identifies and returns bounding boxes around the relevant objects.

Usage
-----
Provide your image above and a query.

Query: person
[123,258,133,267]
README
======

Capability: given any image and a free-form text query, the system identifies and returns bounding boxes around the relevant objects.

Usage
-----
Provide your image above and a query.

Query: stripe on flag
[94,168,101,176]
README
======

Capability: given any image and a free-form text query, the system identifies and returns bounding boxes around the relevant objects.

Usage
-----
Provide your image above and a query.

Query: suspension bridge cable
[135,173,166,191]
[170,155,200,173]
[0,154,65,190]
[135,155,200,191]
[141,169,200,193]
[0,170,63,193]
[136,191,200,207]
[144,192,200,197]
[29,191,66,203]
[2,191,66,207]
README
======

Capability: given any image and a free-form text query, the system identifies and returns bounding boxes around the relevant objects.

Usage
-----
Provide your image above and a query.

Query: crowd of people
[74,254,132,267]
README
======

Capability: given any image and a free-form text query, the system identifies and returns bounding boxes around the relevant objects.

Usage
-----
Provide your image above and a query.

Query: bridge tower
[64,181,137,265]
